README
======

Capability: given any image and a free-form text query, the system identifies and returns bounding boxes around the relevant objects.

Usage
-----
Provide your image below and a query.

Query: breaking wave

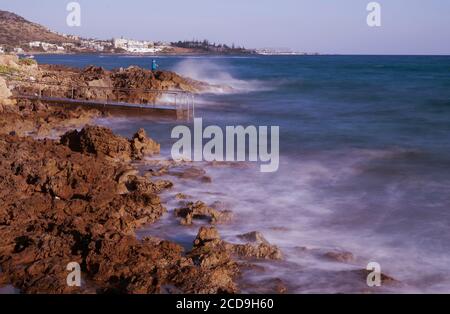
[172,59,268,94]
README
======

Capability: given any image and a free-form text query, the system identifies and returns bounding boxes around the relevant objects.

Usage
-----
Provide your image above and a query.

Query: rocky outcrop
[175,201,233,225]
[0,127,284,294]
[60,126,131,160]
[0,58,210,138]
[0,55,17,110]
[0,99,100,138]
[0,54,20,69]
[0,132,168,293]
[0,58,287,294]
[0,132,243,294]
[237,231,270,244]
[191,226,282,262]
[228,241,282,260]
[111,66,206,94]
[8,63,209,105]
[60,126,159,161]
[0,77,15,110]
[130,128,160,160]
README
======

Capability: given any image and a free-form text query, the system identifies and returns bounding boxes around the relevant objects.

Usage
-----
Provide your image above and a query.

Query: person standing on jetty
[151,59,158,71]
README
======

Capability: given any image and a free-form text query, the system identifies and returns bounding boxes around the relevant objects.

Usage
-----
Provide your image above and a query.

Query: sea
[31,54,450,293]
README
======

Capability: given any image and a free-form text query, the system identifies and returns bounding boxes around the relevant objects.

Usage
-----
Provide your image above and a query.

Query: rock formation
[175,201,233,225]
[60,126,160,161]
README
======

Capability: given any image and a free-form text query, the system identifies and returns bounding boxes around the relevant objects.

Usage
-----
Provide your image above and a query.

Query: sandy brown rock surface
[60,126,160,162]
[175,201,233,225]
[0,56,285,294]
[10,63,209,104]
[0,125,284,294]
[0,129,238,293]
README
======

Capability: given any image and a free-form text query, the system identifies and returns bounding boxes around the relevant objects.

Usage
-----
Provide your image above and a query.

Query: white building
[28,41,61,51]
[41,43,58,51]
[113,38,159,53]
[113,38,128,49]
[29,41,43,48]
[62,43,76,49]
[0,46,4,54]
[81,40,105,52]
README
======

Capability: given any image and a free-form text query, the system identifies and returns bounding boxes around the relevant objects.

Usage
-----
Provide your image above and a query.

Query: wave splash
[172,59,267,94]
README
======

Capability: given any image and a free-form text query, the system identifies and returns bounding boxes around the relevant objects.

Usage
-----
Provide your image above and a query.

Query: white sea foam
[137,147,450,293]
[172,59,268,94]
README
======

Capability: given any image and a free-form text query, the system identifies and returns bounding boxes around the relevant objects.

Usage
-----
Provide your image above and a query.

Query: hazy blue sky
[1,0,449,54]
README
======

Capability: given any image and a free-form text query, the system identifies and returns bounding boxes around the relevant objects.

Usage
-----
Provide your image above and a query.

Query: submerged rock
[240,277,288,294]
[237,231,270,245]
[175,193,191,200]
[323,250,355,263]
[191,226,282,261]
[227,242,283,260]
[168,166,212,183]
[174,201,233,225]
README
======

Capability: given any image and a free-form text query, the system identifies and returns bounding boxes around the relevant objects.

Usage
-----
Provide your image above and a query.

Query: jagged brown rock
[0,77,15,108]
[60,125,160,161]
[60,125,132,160]
[0,57,291,294]
[9,64,209,105]
[237,231,270,244]
[130,128,160,160]
[174,201,233,225]
[0,98,100,138]
[191,226,282,262]
[0,132,246,294]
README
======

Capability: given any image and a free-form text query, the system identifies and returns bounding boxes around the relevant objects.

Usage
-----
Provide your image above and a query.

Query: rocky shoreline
[0,55,400,294]
[0,55,284,294]
[0,126,282,294]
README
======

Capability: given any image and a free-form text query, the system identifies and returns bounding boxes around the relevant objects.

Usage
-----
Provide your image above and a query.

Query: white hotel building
[113,38,162,53]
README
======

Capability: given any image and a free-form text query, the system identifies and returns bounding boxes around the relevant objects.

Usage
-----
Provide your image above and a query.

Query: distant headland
[0,10,257,55]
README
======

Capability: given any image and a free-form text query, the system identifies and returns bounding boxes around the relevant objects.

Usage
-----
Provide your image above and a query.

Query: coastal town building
[66,35,80,41]
[29,41,54,51]
[28,41,43,48]
[255,48,319,56]
[29,42,62,51]
[80,40,106,52]
[27,39,113,53]
[62,43,76,49]
[113,37,162,53]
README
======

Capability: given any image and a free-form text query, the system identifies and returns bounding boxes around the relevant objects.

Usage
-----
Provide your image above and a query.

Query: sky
[1,0,449,54]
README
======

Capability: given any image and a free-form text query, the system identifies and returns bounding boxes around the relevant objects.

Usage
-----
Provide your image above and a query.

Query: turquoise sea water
[35,54,450,293]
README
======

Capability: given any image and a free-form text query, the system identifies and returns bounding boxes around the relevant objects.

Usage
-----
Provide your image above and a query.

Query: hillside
[0,10,76,46]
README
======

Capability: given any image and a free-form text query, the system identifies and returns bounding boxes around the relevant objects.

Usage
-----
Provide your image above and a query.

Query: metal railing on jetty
[1,73,195,121]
